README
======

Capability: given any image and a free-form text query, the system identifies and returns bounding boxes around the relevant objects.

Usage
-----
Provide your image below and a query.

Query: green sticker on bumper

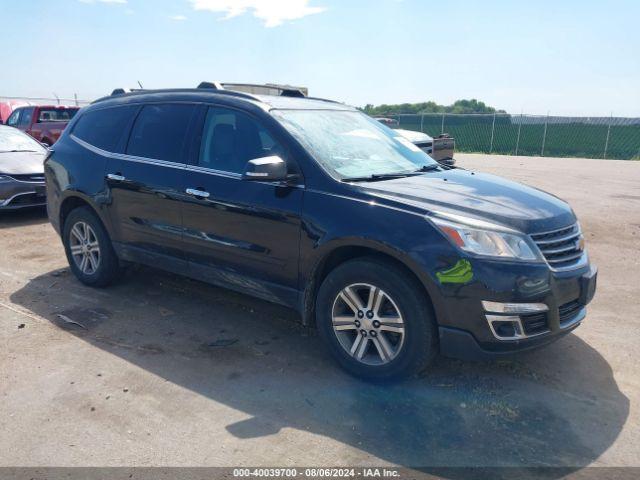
[436,259,473,284]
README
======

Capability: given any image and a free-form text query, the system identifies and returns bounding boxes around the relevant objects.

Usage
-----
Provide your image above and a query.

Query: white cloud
[190,0,325,27]
[169,15,188,21]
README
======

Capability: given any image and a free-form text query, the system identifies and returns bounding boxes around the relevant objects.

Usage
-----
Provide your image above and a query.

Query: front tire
[316,257,437,380]
[63,206,121,287]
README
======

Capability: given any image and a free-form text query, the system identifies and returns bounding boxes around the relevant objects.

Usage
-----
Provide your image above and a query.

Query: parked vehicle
[0,125,47,209]
[374,117,399,128]
[393,129,456,166]
[0,100,31,124]
[5,105,79,146]
[45,84,597,380]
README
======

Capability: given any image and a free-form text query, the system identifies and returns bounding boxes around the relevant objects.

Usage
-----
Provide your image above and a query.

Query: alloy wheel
[331,283,405,366]
[69,221,101,275]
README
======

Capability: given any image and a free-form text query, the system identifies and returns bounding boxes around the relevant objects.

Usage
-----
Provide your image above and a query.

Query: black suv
[45,84,597,379]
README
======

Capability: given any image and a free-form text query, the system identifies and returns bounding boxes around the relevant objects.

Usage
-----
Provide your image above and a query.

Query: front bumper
[434,256,597,360]
[0,180,46,210]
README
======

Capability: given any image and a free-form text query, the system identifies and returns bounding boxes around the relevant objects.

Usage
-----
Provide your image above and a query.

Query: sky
[1,0,639,116]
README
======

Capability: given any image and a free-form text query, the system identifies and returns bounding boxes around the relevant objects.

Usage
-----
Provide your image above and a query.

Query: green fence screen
[389,113,640,160]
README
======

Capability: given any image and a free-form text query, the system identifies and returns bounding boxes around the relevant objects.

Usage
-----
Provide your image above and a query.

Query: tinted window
[38,108,79,122]
[19,108,34,126]
[6,110,20,127]
[199,107,282,173]
[127,104,196,162]
[73,106,138,152]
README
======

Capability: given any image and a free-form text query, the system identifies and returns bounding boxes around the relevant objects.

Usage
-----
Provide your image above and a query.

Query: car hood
[358,168,576,233]
[0,151,46,175]
[394,128,432,143]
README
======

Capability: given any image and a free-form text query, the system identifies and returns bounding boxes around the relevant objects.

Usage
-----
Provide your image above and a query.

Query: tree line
[361,99,506,115]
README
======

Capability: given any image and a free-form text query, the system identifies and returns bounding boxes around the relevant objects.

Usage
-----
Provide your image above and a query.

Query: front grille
[521,312,549,335]
[559,300,582,325]
[10,174,45,183]
[531,223,584,270]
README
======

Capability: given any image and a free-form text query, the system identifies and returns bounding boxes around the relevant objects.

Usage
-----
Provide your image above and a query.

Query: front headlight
[429,215,541,261]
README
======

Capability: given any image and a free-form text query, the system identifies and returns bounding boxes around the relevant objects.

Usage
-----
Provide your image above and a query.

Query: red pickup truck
[5,105,80,146]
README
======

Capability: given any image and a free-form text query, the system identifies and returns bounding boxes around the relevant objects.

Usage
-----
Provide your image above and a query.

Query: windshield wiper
[414,164,441,172]
[341,171,422,182]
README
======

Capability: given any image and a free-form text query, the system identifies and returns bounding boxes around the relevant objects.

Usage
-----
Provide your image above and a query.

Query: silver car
[0,125,48,210]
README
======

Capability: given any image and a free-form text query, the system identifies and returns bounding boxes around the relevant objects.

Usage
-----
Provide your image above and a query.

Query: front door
[105,103,198,270]
[180,106,303,306]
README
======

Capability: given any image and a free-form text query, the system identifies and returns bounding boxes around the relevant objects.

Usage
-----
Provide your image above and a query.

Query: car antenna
[137,80,144,89]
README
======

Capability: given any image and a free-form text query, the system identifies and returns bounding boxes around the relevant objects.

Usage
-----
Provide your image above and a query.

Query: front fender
[299,189,458,326]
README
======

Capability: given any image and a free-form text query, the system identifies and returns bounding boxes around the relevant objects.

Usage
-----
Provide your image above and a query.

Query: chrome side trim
[0,191,40,207]
[186,165,241,180]
[70,134,289,183]
[2,176,45,184]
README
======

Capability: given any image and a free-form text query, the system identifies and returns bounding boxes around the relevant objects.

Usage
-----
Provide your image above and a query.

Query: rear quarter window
[72,106,138,152]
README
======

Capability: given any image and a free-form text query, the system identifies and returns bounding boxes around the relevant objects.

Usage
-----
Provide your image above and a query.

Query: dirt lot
[1,154,639,471]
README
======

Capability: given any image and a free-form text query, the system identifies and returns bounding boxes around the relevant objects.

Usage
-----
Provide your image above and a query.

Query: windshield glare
[0,127,45,152]
[272,110,437,178]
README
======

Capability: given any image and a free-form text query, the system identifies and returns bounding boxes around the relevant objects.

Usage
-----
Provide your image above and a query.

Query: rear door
[180,105,304,305]
[105,103,198,271]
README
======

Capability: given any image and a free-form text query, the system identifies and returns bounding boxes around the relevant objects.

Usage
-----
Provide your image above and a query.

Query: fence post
[420,114,424,133]
[541,112,549,156]
[515,112,523,156]
[489,112,496,153]
[441,113,445,134]
[603,113,613,159]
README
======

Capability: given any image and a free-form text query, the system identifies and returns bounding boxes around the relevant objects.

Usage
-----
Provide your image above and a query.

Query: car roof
[90,89,356,112]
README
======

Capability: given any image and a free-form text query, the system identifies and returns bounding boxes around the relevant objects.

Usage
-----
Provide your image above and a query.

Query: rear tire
[62,206,121,287]
[316,257,437,380]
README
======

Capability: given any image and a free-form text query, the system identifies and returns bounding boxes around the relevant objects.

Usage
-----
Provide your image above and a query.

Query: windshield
[0,127,46,153]
[272,110,437,179]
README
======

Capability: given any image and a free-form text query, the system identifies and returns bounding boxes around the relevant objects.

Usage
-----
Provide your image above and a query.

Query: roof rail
[197,81,224,90]
[92,86,263,105]
[203,82,308,98]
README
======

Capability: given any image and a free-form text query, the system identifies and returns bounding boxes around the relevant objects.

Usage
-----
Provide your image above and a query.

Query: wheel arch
[301,239,441,328]
[59,193,110,235]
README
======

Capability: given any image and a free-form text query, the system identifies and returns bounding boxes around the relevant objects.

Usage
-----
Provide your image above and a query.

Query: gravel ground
[0,154,638,472]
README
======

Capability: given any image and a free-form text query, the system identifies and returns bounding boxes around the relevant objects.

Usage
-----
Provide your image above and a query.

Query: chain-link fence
[386,113,640,160]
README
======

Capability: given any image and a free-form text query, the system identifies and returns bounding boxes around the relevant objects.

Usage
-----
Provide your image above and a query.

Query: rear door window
[126,104,196,162]
[72,105,138,152]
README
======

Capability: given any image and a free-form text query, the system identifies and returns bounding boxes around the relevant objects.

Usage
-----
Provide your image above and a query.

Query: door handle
[186,188,210,198]
[107,173,126,182]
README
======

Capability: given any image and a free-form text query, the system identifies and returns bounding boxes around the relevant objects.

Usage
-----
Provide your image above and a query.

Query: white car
[394,128,455,166]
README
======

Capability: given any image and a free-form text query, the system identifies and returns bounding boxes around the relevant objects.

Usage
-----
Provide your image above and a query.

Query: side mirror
[242,155,287,182]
